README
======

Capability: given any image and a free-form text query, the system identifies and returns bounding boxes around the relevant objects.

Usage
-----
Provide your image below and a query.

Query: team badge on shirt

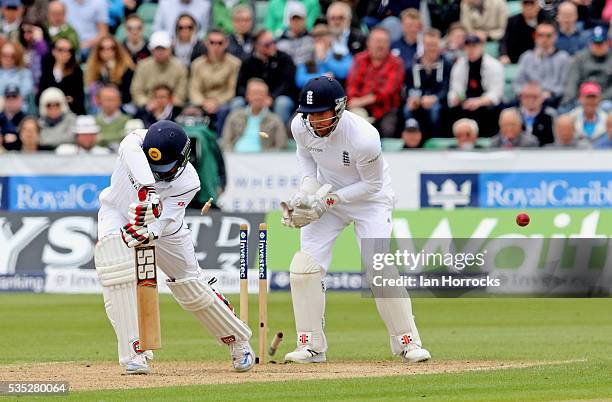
[342,150,350,166]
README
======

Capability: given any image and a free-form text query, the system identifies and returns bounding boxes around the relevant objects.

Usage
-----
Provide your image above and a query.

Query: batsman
[94,121,254,374]
[281,77,431,364]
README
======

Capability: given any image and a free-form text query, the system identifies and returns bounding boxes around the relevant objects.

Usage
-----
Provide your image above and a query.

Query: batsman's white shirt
[97,129,201,279]
[291,111,395,271]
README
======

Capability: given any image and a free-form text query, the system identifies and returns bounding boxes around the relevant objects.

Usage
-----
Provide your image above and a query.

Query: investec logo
[485,180,612,207]
[16,183,101,210]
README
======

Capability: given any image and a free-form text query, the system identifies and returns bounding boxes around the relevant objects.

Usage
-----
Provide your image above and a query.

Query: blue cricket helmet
[142,120,191,182]
[297,76,347,137]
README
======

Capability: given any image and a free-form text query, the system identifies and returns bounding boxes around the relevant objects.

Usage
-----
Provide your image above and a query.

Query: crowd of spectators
[0,0,609,157]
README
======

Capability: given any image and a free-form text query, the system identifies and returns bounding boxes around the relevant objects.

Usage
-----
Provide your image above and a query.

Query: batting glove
[120,223,157,248]
[129,186,162,226]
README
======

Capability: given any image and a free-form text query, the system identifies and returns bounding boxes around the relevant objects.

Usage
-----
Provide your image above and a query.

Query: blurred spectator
[190,29,240,131]
[390,8,422,72]
[122,14,150,64]
[276,2,314,65]
[173,13,205,67]
[0,0,23,40]
[38,37,85,114]
[122,0,141,17]
[56,114,110,154]
[518,81,556,146]
[227,4,254,61]
[401,118,423,149]
[17,21,49,90]
[556,1,590,55]
[222,78,287,152]
[45,1,78,51]
[0,40,33,103]
[37,87,76,148]
[460,0,507,41]
[266,0,321,38]
[567,82,608,140]
[106,0,124,33]
[428,0,461,35]
[135,84,182,127]
[562,26,612,108]
[211,0,251,34]
[95,84,130,147]
[513,21,571,107]
[235,30,296,124]
[545,114,591,148]
[130,31,188,108]
[490,108,539,148]
[295,24,352,88]
[592,113,612,148]
[450,118,483,149]
[18,116,50,152]
[442,22,466,63]
[0,84,25,150]
[347,27,404,138]
[499,0,544,64]
[22,0,49,25]
[62,0,108,55]
[326,1,365,56]
[153,0,211,38]
[85,35,135,107]
[404,28,452,138]
[448,33,503,137]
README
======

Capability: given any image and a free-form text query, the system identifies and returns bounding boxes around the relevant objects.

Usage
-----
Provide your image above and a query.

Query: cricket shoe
[402,344,431,363]
[230,341,255,372]
[125,353,151,374]
[284,347,326,363]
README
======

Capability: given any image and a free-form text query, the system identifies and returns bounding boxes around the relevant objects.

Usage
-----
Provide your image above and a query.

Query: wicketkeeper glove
[120,222,158,248]
[284,184,339,228]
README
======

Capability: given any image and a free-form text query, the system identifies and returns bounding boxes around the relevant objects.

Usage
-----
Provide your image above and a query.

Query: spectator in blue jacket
[0,41,33,107]
[390,8,422,71]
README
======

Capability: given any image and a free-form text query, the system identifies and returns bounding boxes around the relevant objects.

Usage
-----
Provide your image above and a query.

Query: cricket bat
[135,244,162,350]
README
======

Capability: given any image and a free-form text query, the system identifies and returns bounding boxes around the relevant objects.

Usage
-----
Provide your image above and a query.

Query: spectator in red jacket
[346,27,404,138]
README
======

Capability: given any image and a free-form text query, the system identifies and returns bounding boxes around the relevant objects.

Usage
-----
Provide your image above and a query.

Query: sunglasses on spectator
[54,46,72,52]
[260,40,275,47]
[46,103,60,108]
[208,40,224,46]
[329,15,346,20]
[126,24,142,31]
[1,52,14,58]
[100,45,116,51]
[522,0,536,4]
[178,25,194,31]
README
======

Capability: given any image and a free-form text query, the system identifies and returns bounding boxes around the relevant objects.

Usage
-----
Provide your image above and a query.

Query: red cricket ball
[516,213,530,227]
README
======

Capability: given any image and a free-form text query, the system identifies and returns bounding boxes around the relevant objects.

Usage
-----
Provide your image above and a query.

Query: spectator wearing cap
[0,40,33,106]
[37,86,76,148]
[190,29,241,133]
[45,1,78,51]
[122,14,150,64]
[173,14,205,67]
[592,114,612,149]
[152,0,211,39]
[0,84,25,150]
[265,0,320,38]
[518,81,556,146]
[545,114,591,148]
[234,29,297,125]
[130,31,188,108]
[61,0,108,56]
[227,5,254,62]
[450,118,483,150]
[55,114,110,154]
[513,21,571,108]
[276,2,314,65]
[460,0,507,41]
[567,82,608,141]
[222,78,287,152]
[38,37,85,115]
[562,26,612,109]
[95,84,130,147]
[295,24,352,88]
[442,22,467,64]
[135,83,182,127]
[490,108,539,148]
[555,1,590,56]
[401,118,423,149]
[499,0,544,64]
[404,28,452,138]
[326,1,366,57]
[390,8,423,72]
[0,0,23,40]
[347,27,404,138]
[448,32,504,137]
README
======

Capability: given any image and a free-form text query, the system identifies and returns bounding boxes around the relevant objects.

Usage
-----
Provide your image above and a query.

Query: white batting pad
[289,252,327,352]
[374,297,423,355]
[167,277,251,344]
[94,235,141,365]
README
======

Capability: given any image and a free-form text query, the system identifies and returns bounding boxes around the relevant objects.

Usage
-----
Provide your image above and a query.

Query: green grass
[1,293,611,400]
